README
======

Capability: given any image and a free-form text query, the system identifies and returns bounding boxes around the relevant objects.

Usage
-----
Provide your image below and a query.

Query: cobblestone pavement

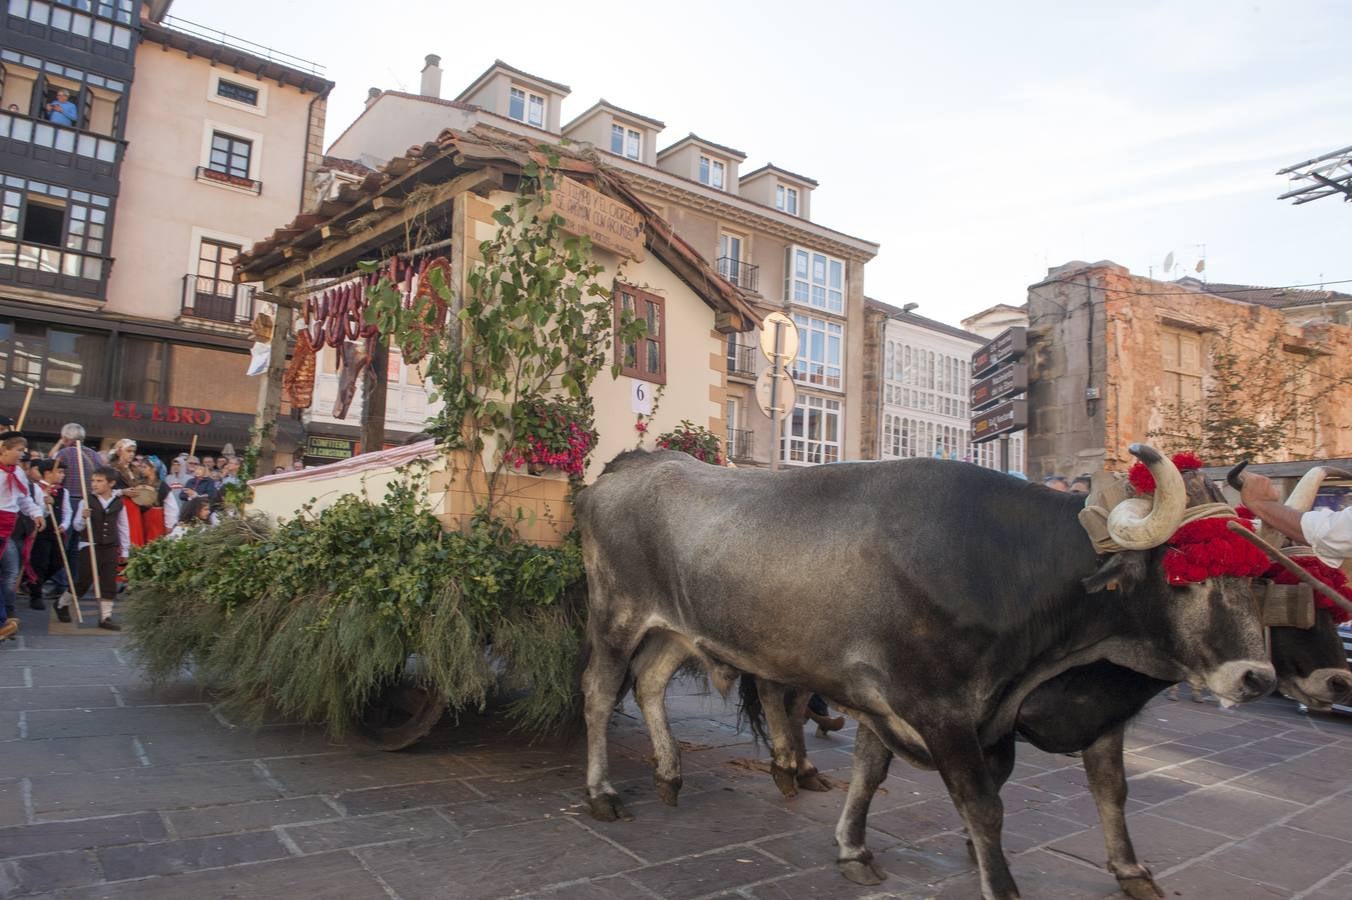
[2,602,1352,899]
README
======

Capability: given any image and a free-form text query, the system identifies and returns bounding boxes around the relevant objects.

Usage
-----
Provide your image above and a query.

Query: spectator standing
[45,89,77,126]
[52,424,102,497]
[0,432,46,639]
[1069,475,1091,495]
[1043,475,1070,492]
[180,460,218,505]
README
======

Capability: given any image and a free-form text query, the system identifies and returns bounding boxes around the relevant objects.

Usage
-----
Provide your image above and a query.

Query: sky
[172,0,1352,327]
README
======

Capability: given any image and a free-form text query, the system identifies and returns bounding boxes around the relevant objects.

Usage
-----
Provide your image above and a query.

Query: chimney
[420,54,442,99]
[365,87,381,107]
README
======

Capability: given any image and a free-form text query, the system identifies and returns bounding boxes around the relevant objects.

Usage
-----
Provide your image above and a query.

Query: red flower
[635,421,648,433]
[1128,451,1208,495]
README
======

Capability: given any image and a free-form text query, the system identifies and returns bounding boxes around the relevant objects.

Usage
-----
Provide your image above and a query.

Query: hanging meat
[283,328,317,410]
[402,256,452,364]
[332,336,372,419]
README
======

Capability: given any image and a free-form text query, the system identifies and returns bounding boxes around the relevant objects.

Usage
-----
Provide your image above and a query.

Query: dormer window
[699,155,726,190]
[509,86,545,127]
[776,185,799,216]
[611,124,641,160]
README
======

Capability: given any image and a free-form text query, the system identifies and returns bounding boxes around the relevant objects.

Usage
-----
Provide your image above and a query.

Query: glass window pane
[610,124,623,154]
[528,93,544,126]
[81,256,101,280]
[115,336,162,402]
[795,249,808,277]
[508,88,524,121]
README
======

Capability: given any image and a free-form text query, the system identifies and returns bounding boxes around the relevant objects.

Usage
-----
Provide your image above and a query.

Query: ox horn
[1106,444,1187,550]
[1261,466,1352,546]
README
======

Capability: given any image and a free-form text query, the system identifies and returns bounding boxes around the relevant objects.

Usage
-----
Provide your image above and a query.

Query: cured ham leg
[333,339,372,419]
[283,329,317,410]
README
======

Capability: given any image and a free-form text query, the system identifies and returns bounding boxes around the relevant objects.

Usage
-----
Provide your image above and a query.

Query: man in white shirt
[1240,473,1352,566]
[0,432,46,639]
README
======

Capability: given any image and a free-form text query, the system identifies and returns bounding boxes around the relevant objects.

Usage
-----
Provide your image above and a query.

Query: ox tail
[737,674,770,746]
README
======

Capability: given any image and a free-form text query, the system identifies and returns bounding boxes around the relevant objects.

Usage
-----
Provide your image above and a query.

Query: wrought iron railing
[717,256,759,292]
[727,344,758,378]
[181,275,255,325]
[727,428,754,461]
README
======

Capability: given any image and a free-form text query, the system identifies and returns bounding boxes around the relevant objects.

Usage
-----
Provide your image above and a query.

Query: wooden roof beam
[256,167,505,290]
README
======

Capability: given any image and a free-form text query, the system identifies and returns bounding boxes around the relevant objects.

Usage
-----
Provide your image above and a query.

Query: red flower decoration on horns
[1162,516,1271,586]
[1128,451,1207,495]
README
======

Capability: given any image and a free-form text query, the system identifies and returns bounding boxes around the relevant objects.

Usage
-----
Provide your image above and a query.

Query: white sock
[56,593,69,609]
[99,601,113,620]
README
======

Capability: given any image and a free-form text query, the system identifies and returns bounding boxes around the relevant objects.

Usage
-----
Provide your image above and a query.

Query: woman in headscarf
[129,456,177,544]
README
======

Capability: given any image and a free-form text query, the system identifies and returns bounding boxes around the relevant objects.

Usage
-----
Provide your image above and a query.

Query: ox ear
[1083,551,1149,596]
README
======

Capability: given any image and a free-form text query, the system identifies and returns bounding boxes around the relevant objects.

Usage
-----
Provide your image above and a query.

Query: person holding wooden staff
[0,430,46,639]
[72,466,129,631]
[25,459,71,613]
[1241,472,1352,565]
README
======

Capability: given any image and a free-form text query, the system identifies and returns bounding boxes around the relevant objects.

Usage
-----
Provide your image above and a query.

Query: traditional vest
[88,496,124,548]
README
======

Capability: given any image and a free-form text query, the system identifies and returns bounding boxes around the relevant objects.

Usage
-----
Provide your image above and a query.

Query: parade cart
[245,441,575,750]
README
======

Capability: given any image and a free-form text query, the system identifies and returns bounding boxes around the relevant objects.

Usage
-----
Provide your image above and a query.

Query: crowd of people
[0,421,230,642]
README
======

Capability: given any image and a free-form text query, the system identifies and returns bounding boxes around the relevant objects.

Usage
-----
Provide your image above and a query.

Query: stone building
[1026,260,1352,479]
[0,0,329,457]
[962,302,1028,340]
[320,57,879,466]
[867,298,1025,473]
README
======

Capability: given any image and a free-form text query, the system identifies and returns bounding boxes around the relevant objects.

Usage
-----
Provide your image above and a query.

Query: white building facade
[875,304,1026,474]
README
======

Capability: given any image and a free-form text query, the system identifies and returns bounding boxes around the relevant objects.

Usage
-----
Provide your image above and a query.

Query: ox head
[1271,611,1352,711]
[1083,445,1275,706]
[1258,466,1352,710]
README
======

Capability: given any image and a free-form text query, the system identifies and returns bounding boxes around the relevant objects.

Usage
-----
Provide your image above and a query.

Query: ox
[735,464,1352,897]
[576,445,1275,900]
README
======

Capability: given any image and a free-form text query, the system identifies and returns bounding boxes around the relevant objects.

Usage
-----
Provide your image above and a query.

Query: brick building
[1025,260,1352,479]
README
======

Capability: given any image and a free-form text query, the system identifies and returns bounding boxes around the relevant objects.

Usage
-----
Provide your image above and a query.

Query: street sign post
[970,363,1028,412]
[969,327,1029,472]
[758,313,799,472]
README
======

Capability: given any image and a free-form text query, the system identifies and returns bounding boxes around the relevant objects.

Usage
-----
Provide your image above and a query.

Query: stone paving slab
[5,601,1352,899]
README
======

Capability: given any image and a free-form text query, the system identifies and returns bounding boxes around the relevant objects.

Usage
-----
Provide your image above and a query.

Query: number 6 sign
[630,379,654,415]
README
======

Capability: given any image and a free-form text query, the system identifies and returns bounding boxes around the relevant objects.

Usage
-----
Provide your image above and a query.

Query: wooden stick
[188,435,198,459]
[14,386,32,431]
[74,441,101,604]
[49,502,82,624]
[1227,521,1352,618]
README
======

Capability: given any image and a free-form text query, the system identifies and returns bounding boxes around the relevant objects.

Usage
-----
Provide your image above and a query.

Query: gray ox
[576,445,1275,900]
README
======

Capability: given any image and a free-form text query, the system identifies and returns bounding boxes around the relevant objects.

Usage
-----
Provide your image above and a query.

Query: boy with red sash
[0,431,47,639]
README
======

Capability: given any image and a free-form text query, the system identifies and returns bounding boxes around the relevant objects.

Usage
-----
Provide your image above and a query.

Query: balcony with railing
[727,343,758,379]
[181,275,254,325]
[0,240,106,298]
[0,111,122,181]
[717,256,759,292]
[726,428,754,462]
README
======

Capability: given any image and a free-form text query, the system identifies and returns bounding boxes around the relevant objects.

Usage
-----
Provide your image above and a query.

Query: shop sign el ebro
[112,401,214,425]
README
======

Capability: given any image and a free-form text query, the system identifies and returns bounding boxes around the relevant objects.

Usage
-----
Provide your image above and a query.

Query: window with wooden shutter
[614,283,666,385]
[1160,324,1204,406]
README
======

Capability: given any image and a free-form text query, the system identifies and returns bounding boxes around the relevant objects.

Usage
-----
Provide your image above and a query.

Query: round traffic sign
[756,367,797,419]
[759,312,800,364]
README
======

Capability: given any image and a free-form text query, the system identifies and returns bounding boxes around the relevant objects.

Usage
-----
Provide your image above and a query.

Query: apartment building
[868,298,1026,473]
[0,0,329,457]
[322,57,879,465]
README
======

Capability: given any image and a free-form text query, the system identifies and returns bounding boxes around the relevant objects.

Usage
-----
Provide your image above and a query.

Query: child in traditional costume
[26,459,71,612]
[0,431,47,639]
[71,466,129,631]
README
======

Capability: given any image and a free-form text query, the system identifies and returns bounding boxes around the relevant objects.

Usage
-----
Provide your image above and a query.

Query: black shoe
[98,617,121,632]
[29,597,45,610]
[55,606,72,623]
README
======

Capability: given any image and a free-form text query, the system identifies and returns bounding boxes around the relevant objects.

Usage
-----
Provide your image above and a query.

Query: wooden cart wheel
[352,682,447,751]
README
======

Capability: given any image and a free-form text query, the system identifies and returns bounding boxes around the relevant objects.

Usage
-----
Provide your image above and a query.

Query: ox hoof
[770,764,799,798]
[587,792,632,822]
[654,775,682,807]
[838,855,887,886]
[1114,869,1164,900]
[797,769,831,792]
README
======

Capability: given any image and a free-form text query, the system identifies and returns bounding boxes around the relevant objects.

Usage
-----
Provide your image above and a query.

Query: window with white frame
[776,184,799,215]
[698,155,726,190]
[791,313,842,390]
[783,394,840,465]
[610,124,641,160]
[208,131,252,179]
[788,247,844,313]
[508,87,545,127]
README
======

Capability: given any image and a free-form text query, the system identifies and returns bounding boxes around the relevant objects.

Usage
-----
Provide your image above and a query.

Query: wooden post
[361,337,389,455]
[188,435,198,459]
[49,504,82,623]
[15,386,33,431]
[73,441,100,605]
[253,301,295,474]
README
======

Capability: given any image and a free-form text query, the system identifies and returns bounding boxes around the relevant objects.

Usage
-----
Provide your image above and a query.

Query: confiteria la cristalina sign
[540,176,646,261]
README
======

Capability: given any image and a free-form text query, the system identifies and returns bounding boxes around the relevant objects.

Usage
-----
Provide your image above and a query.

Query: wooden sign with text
[541,176,645,261]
